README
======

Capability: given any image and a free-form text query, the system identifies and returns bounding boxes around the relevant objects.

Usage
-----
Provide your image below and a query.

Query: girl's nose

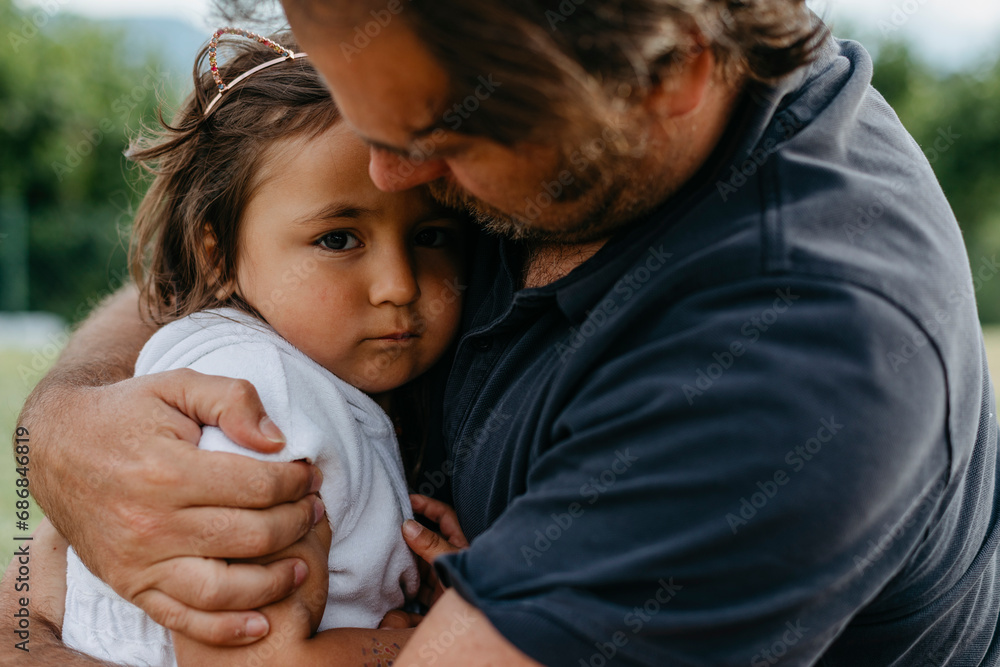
[369,248,421,307]
[368,146,450,192]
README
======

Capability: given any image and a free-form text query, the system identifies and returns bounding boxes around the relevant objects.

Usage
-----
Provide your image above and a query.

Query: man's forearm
[0,521,112,667]
[18,283,156,525]
[0,615,111,667]
[0,604,113,667]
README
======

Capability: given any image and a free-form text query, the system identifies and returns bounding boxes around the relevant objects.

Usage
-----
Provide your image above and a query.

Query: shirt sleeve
[185,342,358,528]
[435,277,951,667]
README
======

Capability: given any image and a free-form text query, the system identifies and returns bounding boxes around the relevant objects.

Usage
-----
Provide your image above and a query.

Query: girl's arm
[172,517,414,667]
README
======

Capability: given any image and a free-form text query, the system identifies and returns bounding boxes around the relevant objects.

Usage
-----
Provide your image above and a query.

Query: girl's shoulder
[135,307,289,374]
[135,307,392,433]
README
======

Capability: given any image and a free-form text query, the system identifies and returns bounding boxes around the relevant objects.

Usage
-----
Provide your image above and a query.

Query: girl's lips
[373,332,419,340]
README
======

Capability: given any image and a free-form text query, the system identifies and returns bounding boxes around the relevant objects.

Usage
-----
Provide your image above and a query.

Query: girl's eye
[317,231,362,251]
[414,228,452,248]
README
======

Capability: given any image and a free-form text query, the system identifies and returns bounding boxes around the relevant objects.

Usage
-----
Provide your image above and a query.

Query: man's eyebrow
[359,121,457,158]
[290,203,373,226]
[410,121,449,139]
[362,136,414,157]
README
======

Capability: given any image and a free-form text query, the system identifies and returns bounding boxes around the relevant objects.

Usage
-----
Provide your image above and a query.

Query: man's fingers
[403,519,460,564]
[169,450,320,509]
[413,557,441,608]
[418,580,442,609]
[134,588,272,646]
[145,556,309,611]
[172,495,324,559]
[410,494,469,548]
[153,369,287,454]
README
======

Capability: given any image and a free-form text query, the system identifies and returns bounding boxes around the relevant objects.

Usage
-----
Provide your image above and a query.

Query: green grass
[1,346,52,572]
[986,327,1000,404]
[2,329,999,571]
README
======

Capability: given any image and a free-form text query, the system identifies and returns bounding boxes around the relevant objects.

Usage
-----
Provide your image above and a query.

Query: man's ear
[642,40,716,119]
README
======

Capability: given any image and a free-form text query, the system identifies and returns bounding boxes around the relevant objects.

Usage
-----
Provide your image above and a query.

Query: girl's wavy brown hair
[128,32,340,326]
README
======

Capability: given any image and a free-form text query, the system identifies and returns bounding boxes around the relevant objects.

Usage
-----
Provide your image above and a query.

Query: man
[6,0,999,665]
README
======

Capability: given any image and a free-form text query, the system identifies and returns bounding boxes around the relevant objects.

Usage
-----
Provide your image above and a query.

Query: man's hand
[26,368,324,645]
[395,497,539,667]
[403,494,469,608]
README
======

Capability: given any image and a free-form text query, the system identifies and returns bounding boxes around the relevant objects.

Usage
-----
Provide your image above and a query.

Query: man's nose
[368,147,450,192]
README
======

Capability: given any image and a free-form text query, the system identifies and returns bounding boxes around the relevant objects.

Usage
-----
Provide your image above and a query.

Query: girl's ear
[202,224,218,259]
[201,224,234,301]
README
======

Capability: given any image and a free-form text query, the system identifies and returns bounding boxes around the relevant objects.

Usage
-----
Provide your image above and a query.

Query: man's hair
[268,0,826,150]
[399,0,827,147]
[128,32,340,325]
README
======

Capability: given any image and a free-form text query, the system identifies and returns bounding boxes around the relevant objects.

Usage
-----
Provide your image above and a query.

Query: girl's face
[235,122,467,396]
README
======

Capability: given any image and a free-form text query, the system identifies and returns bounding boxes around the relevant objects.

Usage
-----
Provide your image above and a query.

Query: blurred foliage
[0,2,997,322]
[0,0,170,324]
[870,41,1000,322]
[0,344,47,569]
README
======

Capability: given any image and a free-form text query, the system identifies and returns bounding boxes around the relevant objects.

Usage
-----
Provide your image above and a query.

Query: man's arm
[395,590,538,667]
[18,285,322,644]
[0,520,110,667]
[393,519,541,667]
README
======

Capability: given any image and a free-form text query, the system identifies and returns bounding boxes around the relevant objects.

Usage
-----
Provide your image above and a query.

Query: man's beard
[426,178,520,237]
[426,148,647,245]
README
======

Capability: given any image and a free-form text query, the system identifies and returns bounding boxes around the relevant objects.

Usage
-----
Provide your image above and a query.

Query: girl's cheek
[446,250,468,280]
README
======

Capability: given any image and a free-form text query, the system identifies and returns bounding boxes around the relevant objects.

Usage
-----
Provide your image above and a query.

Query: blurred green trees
[870,41,1000,322]
[0,1,998,323]
[0,0,169,323]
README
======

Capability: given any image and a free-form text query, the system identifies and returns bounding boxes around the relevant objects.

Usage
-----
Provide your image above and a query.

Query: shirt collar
[540,35,843,322]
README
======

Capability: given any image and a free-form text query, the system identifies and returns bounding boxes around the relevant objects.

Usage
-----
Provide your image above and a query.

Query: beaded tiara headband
[204,28,308,116]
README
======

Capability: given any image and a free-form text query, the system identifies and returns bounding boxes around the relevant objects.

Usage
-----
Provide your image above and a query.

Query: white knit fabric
[63,308,419,666]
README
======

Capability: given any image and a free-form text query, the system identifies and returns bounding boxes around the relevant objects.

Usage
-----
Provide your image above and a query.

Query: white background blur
[19,0,1000,71]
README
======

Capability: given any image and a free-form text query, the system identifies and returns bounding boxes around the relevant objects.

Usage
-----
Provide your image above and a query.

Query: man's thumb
[403,520,458,563]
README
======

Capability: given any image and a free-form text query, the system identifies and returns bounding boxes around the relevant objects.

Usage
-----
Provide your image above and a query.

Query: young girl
[60,29,468,666]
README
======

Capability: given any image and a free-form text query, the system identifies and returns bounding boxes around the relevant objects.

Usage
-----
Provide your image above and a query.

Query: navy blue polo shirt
[423,37,1000,666]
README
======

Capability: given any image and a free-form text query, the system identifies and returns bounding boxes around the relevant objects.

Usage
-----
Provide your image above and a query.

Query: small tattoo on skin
[362,638,402,666]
